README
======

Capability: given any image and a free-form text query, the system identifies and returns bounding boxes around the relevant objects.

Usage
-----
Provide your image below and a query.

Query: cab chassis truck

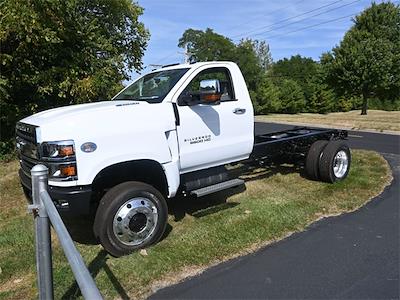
[17,61,351,257]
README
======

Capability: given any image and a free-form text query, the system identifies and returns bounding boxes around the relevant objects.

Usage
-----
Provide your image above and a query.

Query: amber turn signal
[60,165,76,177]
[203,94,221,102]
[59,145,74,156]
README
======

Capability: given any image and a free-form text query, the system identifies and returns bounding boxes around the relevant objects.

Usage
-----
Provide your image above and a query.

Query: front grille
[16,123,39,177]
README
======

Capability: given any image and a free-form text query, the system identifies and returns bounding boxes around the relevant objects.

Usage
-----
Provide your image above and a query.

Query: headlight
[41,140,75,159]
[40,140,77,180]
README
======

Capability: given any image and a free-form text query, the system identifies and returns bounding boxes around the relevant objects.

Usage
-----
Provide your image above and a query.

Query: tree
[307,65,335,113]
[308,81,335,114]
[178,28,236,62]
[271,55,318,101]
[253,77,281,114]
[321,2,400,115]
[271,55,317,80]
[252,40,272,72]
[0,0,149,153]
[277,79,306,114]
[235,39,263,92]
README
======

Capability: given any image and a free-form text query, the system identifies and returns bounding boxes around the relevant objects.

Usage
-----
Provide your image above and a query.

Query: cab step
[190,179,245,197]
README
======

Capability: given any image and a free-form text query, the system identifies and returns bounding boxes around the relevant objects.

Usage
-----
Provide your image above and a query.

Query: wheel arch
[92,159,169,199]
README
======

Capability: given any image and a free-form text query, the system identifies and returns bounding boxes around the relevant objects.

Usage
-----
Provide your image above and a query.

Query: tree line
[179,2,400,116]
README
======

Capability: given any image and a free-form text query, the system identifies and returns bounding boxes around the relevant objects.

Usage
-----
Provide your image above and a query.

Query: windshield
[114,68,189,103]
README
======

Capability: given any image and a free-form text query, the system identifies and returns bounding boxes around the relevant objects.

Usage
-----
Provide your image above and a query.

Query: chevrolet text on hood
[17,61,351,257]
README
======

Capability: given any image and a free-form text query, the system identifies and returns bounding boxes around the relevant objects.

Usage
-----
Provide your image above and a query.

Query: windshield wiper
[115,96,160,101]
[137,96,160,100]
[114,98,139,101]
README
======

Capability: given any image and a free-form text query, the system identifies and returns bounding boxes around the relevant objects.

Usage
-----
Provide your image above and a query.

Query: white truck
[16,61,351,257]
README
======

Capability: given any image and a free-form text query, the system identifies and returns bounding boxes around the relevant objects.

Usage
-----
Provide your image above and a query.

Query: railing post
[31,165,54,300]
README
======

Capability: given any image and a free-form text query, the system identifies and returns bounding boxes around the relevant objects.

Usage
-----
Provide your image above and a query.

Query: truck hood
[20,100,176,142]
[23,100,141,125]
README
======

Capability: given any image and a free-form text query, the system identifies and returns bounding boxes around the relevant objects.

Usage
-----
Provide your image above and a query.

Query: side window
[178,67,235,105]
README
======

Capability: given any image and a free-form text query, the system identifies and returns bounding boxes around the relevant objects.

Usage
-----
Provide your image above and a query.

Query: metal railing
[28,165,103,300]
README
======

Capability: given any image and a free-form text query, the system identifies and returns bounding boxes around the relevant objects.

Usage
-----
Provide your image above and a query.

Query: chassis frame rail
[251,127,348,160]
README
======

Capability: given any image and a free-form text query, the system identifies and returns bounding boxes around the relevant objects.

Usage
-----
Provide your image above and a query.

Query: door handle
[233,108,246,115]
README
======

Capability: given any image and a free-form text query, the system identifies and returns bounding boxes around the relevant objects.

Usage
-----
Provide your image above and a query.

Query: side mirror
[199,79,221,104]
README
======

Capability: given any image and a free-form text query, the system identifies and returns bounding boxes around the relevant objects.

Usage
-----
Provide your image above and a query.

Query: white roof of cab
[154,61,236,72]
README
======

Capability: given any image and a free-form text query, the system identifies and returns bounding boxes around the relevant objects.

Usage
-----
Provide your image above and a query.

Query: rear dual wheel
[306,140,351,183]
[305,140,328,181]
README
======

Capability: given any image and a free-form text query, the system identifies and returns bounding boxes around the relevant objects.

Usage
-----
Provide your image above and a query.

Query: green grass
[255,110,400,132]
[0,150,392,299]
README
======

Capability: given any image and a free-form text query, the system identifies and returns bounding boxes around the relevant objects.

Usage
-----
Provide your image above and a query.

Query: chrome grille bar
[16,122,37,143]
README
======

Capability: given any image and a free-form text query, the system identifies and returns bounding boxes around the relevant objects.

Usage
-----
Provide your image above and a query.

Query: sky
[129,0,388,80]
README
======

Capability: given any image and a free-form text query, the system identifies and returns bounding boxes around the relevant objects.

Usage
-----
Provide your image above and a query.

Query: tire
[305,140,329,181]
[319,140,351,183]
[22,185,32,202]
[93,181,168,257]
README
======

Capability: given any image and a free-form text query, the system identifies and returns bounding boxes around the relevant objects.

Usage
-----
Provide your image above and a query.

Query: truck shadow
[168,186,244,222]
[232,162,304,183]
[61,250,130,300]
[169,163,303,222]
[62,215,98,245]
[62,163,304,244]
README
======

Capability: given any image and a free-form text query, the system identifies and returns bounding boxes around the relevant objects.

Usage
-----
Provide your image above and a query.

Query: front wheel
[94,181,168,257]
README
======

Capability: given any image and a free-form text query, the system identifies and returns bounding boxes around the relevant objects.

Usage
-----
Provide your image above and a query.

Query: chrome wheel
[113,197,158,246]
[333,150,349,178]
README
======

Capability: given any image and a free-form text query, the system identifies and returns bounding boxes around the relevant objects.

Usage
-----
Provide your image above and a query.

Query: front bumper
[19,169,93,215]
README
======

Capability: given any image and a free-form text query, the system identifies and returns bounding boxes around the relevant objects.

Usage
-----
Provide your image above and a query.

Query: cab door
[175,66,253,173]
